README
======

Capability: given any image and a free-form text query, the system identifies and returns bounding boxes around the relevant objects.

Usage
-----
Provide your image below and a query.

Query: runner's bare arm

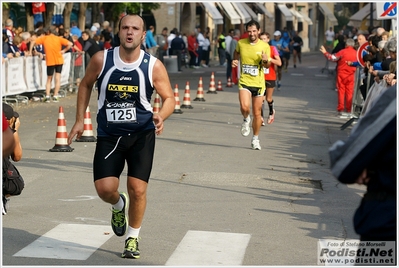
[152,59,175,135]
[68,51,104,144]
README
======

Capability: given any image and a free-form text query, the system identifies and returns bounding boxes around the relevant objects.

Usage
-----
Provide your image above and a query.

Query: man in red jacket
[320,38,357,115]
[187,31,199,68]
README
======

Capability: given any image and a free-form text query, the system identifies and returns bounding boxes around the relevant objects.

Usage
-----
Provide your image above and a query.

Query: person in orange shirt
[29,27,72,102]
[260,32,281,125]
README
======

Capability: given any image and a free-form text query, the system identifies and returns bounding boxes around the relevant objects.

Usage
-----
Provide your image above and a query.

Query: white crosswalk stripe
[165,230,251,266]
[13,224,113,260]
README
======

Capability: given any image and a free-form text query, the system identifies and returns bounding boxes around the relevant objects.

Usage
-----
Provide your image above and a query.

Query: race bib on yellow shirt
[242,64,259,76]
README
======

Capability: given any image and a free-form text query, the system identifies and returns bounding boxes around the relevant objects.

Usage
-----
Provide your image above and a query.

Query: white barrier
[2,60,6,97]
[24,56,41,92]
[3,52,79,97]
[7,57,26,95]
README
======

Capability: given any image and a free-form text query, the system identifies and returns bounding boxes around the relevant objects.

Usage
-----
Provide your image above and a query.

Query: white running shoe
[241,116,251,136]
[251,139,261,150]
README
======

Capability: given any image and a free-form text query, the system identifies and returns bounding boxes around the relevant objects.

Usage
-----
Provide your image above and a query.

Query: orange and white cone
[207,72,217,94]
[173,84,183,114]
[193,77,206,101]
[49,106,74,152]
[76,106,96,142]
[226,77,232,87]
[153,93,161,113]
[181,81,193,109]
[217,80,223,91]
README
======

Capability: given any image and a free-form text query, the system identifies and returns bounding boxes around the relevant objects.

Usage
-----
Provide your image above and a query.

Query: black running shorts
[93,129,155,182]
[47,64,63,76]
[266,80,276,89]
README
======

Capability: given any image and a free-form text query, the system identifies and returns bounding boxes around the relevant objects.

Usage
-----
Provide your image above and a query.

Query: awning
[217,2,241,24]
[254,3,274,20]
[231,3,252,23]
[277,4,293,21]
[289,9,313,25]
[348,3,375,28]
[241,3,258,21]
[300,11,313,25]
[318,3,338,26]
[202,2,224,25]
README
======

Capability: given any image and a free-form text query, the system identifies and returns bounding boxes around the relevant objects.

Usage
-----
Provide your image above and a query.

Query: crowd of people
[320,25,396,118]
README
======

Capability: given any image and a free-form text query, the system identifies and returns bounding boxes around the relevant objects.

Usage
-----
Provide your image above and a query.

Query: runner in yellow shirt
[232,20,271,150]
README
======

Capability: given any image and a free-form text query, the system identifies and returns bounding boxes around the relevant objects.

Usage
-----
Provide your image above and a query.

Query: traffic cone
[207,72,217,94]
[181,81,193,109]
[75,106,97,142]
[173,84,183,114]
[49,106,74,152]
[193,77,206,101]
[217,80,223,91]
[226,77,232,87]
[153,93,161,113]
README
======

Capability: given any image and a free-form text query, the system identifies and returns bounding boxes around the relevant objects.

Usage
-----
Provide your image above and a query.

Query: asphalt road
[2,51,366,267]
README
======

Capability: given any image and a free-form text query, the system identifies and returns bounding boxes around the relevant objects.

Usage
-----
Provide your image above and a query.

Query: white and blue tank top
[96,47,157,136]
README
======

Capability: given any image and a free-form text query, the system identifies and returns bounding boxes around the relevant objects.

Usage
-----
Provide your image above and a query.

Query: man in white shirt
[225,29,234,81]
[195,26,205,68]
[167,28,177,56]
[325,26,335,51]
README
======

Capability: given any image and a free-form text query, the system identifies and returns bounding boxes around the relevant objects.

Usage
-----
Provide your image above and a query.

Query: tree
[43,2,54,28]
[24,3,34,31]
[78,3,88,30]
[101,3,160,32]
[63,3,73,29]
[2,3,10,24]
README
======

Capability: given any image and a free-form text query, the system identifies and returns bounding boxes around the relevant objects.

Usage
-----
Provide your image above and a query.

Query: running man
[270,31,289,90]
[260,32,282,125]
[291,31,303,68]
[67,14,175,259]
[232,20,271,150]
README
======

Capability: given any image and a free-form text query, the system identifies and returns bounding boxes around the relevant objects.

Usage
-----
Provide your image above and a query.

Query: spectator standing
[217,31,226,66]
[4,19,15,47]
[195,26,205,68]
[59,28,73,53]
[167,28,177,56]
[320,38,357,115]
[187,30,199,68]
[171,32,186,72]
[103,33,113,50]
[155,27,168,62]
[70,21,82,38]
[79,30,101,69]
[325,27,335,51]
[71,34,84,88]
[67,14,175,259]
[29,27,73,102]
[201,32,211,68]
[8,35,24,58]
[229,29,240,84]
[332,35,346,54]
[225,29,234,79]
[145,25,158,56]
